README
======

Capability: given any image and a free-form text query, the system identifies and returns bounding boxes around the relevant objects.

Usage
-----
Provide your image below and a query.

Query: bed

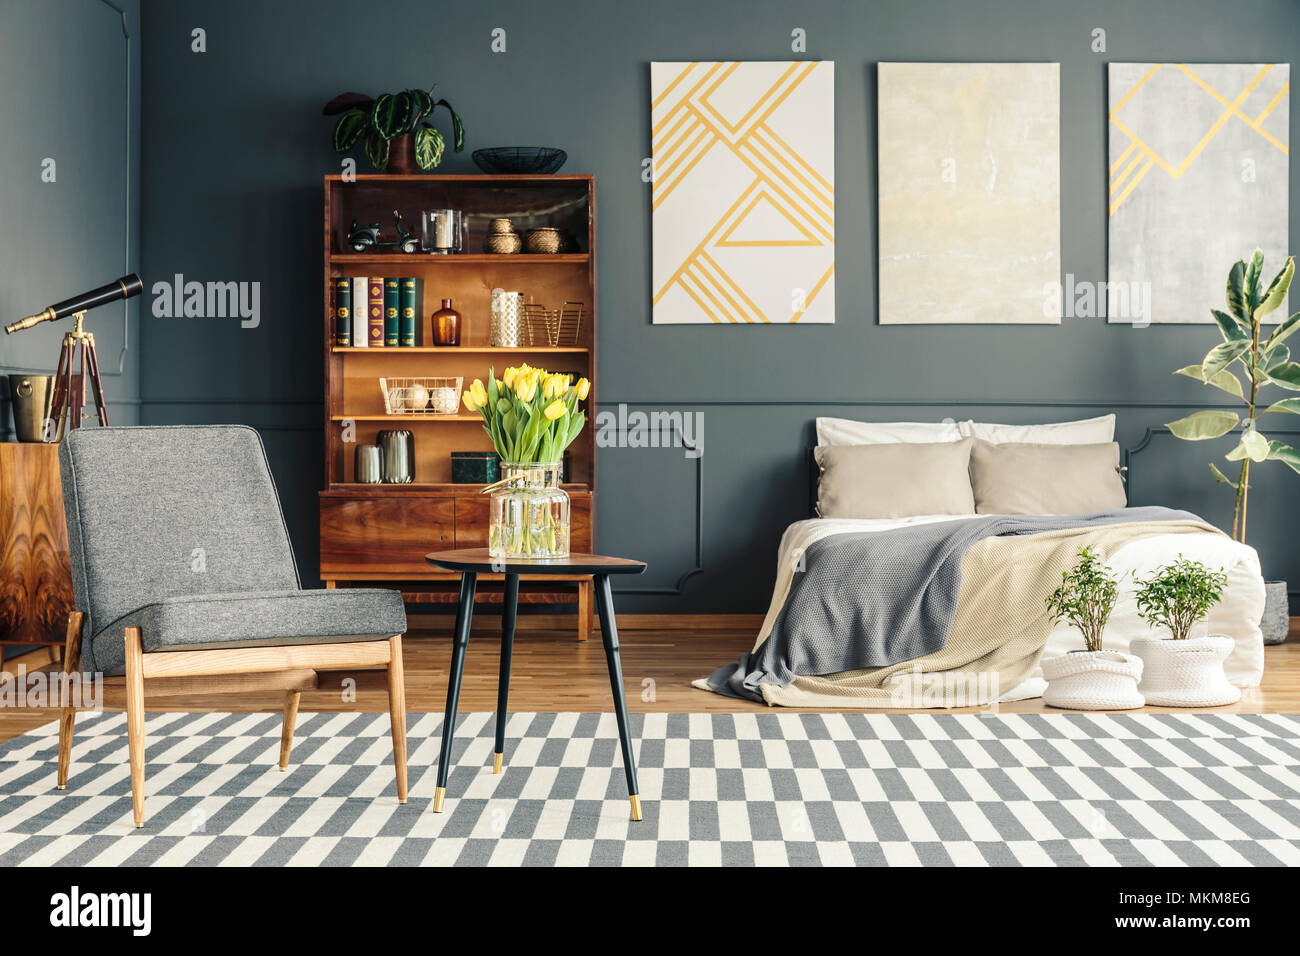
[697,416,1267,708]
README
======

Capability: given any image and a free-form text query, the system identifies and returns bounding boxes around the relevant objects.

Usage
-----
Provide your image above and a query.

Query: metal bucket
[6,374,62,443]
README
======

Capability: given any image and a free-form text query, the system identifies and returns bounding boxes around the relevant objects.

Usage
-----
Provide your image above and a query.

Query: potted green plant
[324,87,465,174]
[1131,557,1238,706]
[1041,546,1144,710]
[1167,250,1297,644]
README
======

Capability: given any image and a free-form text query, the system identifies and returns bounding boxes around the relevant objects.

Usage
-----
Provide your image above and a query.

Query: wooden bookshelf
[320,174,598,639]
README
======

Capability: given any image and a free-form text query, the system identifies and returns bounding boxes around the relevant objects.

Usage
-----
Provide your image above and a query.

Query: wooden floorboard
[2,621,1298,744]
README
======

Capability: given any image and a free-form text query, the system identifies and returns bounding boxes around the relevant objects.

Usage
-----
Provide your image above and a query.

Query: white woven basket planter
[1131,635,1241,707]
[1041,651,1145,711]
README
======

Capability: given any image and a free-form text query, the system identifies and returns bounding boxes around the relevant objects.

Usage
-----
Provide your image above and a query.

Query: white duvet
[758,513,1266,699]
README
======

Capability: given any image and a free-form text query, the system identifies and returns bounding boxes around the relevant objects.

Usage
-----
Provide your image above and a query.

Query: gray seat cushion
[92,588,407,676]
[59,426,406,673]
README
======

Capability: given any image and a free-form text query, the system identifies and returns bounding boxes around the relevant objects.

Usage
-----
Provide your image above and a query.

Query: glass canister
[489,288,524,347]
[488,462,570,559]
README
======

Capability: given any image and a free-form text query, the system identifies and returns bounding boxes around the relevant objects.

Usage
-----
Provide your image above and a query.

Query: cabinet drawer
[320,495,454,575]
[454,492,592,549]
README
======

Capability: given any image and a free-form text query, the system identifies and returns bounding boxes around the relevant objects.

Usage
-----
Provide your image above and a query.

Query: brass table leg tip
[433,787,446,813]
[399,797,408,805]
[492,752,503,774]
[629,794,643,821]
[56,785,66,791]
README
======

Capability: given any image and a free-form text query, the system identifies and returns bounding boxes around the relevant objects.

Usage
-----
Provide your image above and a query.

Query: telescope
[4,274,143,430]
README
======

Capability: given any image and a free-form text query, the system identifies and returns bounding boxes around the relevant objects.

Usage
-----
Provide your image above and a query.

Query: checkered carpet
[1,711,1298,866]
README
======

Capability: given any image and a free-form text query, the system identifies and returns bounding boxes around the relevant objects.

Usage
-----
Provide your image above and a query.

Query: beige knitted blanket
[758,519,1221,707]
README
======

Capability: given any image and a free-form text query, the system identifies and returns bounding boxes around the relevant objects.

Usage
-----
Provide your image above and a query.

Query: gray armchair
[56,425,409,827]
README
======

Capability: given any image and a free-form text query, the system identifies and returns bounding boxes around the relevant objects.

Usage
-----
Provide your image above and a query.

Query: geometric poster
[877,62,1061,324]
[651,61,835,324]
[1108,63,1290,324]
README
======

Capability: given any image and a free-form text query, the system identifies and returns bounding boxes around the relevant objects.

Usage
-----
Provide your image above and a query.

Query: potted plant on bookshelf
[1167,250,1297,644]
[1131,557,1238,707]
[324,86,465,174]
[463,366,591,559]
[1042,546,1145,710]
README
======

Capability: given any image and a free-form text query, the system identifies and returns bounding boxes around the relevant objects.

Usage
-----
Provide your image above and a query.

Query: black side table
[424,549,648,820]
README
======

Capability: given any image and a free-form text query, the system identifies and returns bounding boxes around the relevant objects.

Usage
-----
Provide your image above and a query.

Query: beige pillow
[815,440,976,519]
[958,414,1115,445]
[969,440,1126,514]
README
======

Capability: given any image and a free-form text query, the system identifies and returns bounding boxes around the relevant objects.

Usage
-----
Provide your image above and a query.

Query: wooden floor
[2,618,1298,745]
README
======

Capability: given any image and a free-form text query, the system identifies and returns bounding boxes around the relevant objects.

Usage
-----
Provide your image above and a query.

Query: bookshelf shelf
[320,174,598,637]
[331,346,589,354]
[333,253,589,265]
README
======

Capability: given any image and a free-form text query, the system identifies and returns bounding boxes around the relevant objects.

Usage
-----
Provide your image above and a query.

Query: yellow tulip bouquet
[462,364,591,465]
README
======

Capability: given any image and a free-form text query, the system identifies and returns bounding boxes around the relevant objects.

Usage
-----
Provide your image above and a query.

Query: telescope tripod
[48,311,109,433]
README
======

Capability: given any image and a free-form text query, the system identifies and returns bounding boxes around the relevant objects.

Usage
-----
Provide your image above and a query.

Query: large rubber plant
[1167,249,1298,541]
[324,87,464,172]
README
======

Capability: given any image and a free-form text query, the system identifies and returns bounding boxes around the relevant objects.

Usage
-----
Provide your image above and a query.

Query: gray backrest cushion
[59,426,299,667]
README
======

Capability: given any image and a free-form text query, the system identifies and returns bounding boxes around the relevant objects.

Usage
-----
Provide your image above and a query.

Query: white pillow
[957,414,1115,445]
[816,417,963,446]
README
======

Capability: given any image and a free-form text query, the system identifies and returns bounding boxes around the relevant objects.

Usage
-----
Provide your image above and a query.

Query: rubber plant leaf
[1208,462,1234,485]
[1210,309,1247,342]
[1265,311,1300,349]
[1263,397,1300,416]
[1225,259,1249,323]
[1256,257,1296,320]
[1165,410,1240,440]
[1265,361,1300,391]
[1266,440,1300,476]
[1245,249,1265,309]
[1201,339,1249,379]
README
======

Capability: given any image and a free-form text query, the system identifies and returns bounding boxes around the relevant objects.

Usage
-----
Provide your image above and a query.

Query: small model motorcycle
[347,210,420,253]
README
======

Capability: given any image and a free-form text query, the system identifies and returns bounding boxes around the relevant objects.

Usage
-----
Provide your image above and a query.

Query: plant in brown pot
[325,86,464,173]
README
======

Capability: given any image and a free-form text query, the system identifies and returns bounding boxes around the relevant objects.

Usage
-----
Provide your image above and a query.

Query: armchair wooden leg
[124,626,146,828]
[386,635,408,804]
[56,612,85,791]
[279,691,301,771]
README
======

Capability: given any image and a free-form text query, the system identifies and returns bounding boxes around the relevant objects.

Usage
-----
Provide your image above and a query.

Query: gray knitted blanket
[705,507,1201,702]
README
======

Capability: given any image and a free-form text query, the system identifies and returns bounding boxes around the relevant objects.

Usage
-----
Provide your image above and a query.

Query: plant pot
[1261,580,1288,645]
[1041,651,1145,710]
[386,133,419,174]
[1131,635,1241,707]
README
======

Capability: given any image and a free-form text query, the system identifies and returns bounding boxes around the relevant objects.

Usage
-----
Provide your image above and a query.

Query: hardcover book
[368,277,385,347]
[399,277,420,347]
[333,278,351,347]
[351,277,368,346]
[384,278,400,347]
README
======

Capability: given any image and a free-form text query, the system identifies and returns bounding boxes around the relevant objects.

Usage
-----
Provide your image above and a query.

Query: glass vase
[488,462,570,559]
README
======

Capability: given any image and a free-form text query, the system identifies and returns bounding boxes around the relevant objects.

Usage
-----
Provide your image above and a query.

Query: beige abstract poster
[1108,63,1289,325]
[878,62,1061,325]
[651,61,835,324]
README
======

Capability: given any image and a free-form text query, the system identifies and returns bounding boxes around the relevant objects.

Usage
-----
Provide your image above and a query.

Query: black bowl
[472,147,568,175]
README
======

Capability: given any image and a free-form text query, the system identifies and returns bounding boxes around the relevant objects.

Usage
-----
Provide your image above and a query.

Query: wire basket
[380,376,463,415]
[521,301,584,348]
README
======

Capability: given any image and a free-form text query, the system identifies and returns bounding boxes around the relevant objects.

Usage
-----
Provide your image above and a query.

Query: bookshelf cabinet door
[320,495,455,575]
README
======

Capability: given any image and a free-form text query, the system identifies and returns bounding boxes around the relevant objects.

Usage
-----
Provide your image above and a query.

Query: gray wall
[136,0,1300,611]
[0,0,141,438]
[0,0,140,658]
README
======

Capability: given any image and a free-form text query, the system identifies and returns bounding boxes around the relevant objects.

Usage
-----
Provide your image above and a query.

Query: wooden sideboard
[0,442,74,654]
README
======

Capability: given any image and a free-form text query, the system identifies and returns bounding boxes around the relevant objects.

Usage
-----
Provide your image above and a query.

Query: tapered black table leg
[493,573,519,773]
[593,573,642,820]
[434,571,476,812]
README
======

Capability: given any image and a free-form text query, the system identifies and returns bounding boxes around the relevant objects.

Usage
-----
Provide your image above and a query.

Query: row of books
[332,277,426,347]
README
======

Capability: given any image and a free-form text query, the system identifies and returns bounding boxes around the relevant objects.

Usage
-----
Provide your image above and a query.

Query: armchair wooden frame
[56,611,408,828]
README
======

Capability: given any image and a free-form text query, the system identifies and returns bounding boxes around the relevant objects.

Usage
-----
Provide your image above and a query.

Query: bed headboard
[808,447,819,518]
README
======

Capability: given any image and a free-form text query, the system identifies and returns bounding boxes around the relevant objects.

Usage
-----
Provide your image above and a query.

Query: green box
[450,452,500,484]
